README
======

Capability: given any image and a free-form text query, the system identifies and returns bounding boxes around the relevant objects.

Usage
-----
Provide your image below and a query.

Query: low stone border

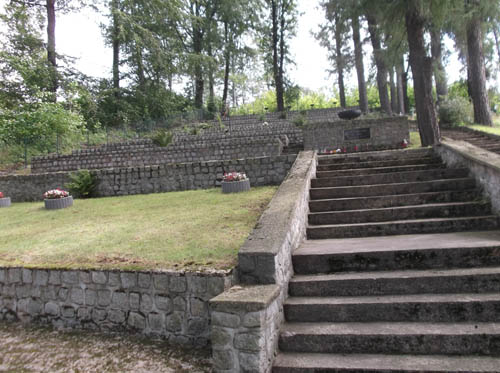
[0,197,11,208]
[222,179,251,194]
[44,196,73,210]
[436,138,500,214]
[0,267,234,348]
[211,151,317,372]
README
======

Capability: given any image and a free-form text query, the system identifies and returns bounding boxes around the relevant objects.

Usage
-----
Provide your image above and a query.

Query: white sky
[7,0,472,96]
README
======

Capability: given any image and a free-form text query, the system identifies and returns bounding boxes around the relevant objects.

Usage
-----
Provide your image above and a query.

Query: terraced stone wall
[303,116,409,151]
[1,154,297,202]
[0,267,233,347]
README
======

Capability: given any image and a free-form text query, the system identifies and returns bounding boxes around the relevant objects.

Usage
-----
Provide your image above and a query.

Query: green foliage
[65,170,98,199]
[292,115,307,127]
[438,97,473,127]
[448,80,469,100]
[150,129,173,147]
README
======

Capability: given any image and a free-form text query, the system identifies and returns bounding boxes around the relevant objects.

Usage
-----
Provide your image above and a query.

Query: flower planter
[44,196,73,210]
[0,197,11,208]
[222,179,251,194]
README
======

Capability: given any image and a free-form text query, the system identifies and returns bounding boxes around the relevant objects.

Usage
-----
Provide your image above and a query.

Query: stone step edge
[313,168,469,182]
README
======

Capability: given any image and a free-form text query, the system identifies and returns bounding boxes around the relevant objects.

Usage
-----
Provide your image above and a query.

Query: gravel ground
[0,322,212,372]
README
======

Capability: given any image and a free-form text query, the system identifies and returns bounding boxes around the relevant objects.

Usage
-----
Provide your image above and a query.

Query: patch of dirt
[0,321,212,372]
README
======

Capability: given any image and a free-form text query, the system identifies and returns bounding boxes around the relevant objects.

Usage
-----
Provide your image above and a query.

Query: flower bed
[0,192,10,208]
[43,189,73,210]
[222,172,250,194]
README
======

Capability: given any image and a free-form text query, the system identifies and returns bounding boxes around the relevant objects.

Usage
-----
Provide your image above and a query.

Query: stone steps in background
[315,156,442,172]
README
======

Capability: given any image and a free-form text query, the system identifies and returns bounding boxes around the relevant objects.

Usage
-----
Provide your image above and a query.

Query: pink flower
[0,192,4,198]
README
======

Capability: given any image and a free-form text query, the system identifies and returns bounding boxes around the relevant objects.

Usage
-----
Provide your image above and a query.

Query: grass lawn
[409,131,422,148]
[466,114,500,136]
[0,187,277,271]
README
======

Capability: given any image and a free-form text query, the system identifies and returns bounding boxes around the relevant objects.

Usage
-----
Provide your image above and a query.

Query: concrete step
[279,322,500,355]
[308,202,491,225]
[309,190,481,212]
[284,293,500,322]
[293,231,500,274]
[310,178,476,200]
[317,148,434,165]
[273,352,500,372]
[316,163,446,178]
[311,168,469,188]
[306,216,499,239]
[316,157,442,172]
[289,267,500,297]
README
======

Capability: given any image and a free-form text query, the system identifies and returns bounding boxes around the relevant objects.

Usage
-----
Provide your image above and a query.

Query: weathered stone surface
[234,333,262,352]
[173,296,186,311]
[153,274,168,291]
[85,289,97,306]
[97,290,111,306]
[61,271,79,285]
[138,273,151,288]
[128,312,146,329]
[70,288,84,305]
[121,273,137,289]
[213,349,236,371]
[108,272,121,286]
[8,268,21,284]
[155,295,172,313]
[190,298,207,317]
[140,294,153,313]
[79,271,91,284]
[91,271,107,285]
[188,276,207,294]
[148,313,164,332]
[169,276,187,293]
[211,311,240,328]
[48,271,61,285]
[61,306,75,318]
[92,308,107,322]
[108,309,126,324]
[22,269,32,284]
[166,312,183,332]
[243,311,264,328]
[187,318,207,335]
[239,351,261,373]
[77,307,91,321]
[129,293,140,310]
[111,292,128,310]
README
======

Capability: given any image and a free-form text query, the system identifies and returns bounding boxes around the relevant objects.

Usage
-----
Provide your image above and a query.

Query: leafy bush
[65,170,97,199]
[438,97,473,127]
[150,129,173,147]
[293,115,307,127]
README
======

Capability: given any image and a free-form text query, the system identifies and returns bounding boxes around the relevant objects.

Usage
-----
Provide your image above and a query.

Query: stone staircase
[273,148,500,372]
[442,128,500,156]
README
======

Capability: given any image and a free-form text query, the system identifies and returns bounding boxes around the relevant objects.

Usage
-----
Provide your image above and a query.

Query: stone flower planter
[0,197,11,208]
[222,179,251,194]
[44,196,73,210]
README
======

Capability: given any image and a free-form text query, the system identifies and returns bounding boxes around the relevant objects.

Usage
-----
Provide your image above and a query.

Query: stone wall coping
[0,265,232,277]
[209,284,280,312]
[438,138,500,174]
[238,151,315,257]
[303,116,407,129]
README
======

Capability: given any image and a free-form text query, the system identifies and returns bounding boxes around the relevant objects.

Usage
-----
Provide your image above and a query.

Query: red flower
[0,192,4,198]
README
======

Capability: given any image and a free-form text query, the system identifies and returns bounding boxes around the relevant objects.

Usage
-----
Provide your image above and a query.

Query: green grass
[0,187,277,271]
[464,114,500,136]
[409,131,422,148]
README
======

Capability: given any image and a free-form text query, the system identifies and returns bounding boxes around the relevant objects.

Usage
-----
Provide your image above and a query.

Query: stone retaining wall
[436,138,500,214]
[1,155,297,202]
[0,267,233,347]
[32,138,283,173]
[303,116,409,151]
[210,151,317,372]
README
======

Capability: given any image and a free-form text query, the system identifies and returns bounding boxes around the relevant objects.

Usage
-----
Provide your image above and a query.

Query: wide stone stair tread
[316,163,447,178]
[317,148,434,164]
[289,266,500,296]
[312,168,469,188]
[309,190,481,212]
[310,178,477,199]
[284,293,500,322]
[273,352,500,372]
[306,215,500,239]
[279,322,500,355]
[316,157,443,171]
[308,201,490,225]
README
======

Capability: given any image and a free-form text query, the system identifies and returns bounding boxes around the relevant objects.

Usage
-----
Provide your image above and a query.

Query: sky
[10,0,471,97]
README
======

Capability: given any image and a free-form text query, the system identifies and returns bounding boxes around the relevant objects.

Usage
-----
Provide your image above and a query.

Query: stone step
[307,216,499,239]
[284,293,500,322]
[308,202,490,225]
[309,190,481,212]
[311,168,469,188]
[278,322,500,355]
[310,178,476,200]
[316,156,442,172]
[273,352,500,372]
[316,163,446,178]
[317,148,434,165]
[292,231,500,274]
[289,267,500,297]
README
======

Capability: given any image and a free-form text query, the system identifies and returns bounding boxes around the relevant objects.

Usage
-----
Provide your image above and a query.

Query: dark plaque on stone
[344,127,371,141]
[338,109,362,120]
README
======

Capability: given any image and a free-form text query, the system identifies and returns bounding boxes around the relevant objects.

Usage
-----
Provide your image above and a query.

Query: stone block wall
[31,138,283,173]
[303,116,409,151]
[1,154,297,202]
[0,267,233,347]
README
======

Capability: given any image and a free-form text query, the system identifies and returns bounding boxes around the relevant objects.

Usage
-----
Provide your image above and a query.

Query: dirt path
[0,322,212,372]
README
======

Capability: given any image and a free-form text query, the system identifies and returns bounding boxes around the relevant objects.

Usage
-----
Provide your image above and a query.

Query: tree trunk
[334,14,346,108]
[352,15,368,112]
[396,59,405,114]
[46,0,57,100]
[430,28,448,102]
[366,14,391,115]
[221,21,231,115]
[111,0,120,98]
[193,28,204,109]
[389,67,398,113]
[405,1,440,146]
[402,69,410,114]
[466,14,493,125]
[273,0,285,112]
[493,26,500,67]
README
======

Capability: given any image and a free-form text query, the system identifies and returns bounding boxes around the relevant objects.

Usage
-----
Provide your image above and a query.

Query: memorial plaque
[344,127,371,141]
